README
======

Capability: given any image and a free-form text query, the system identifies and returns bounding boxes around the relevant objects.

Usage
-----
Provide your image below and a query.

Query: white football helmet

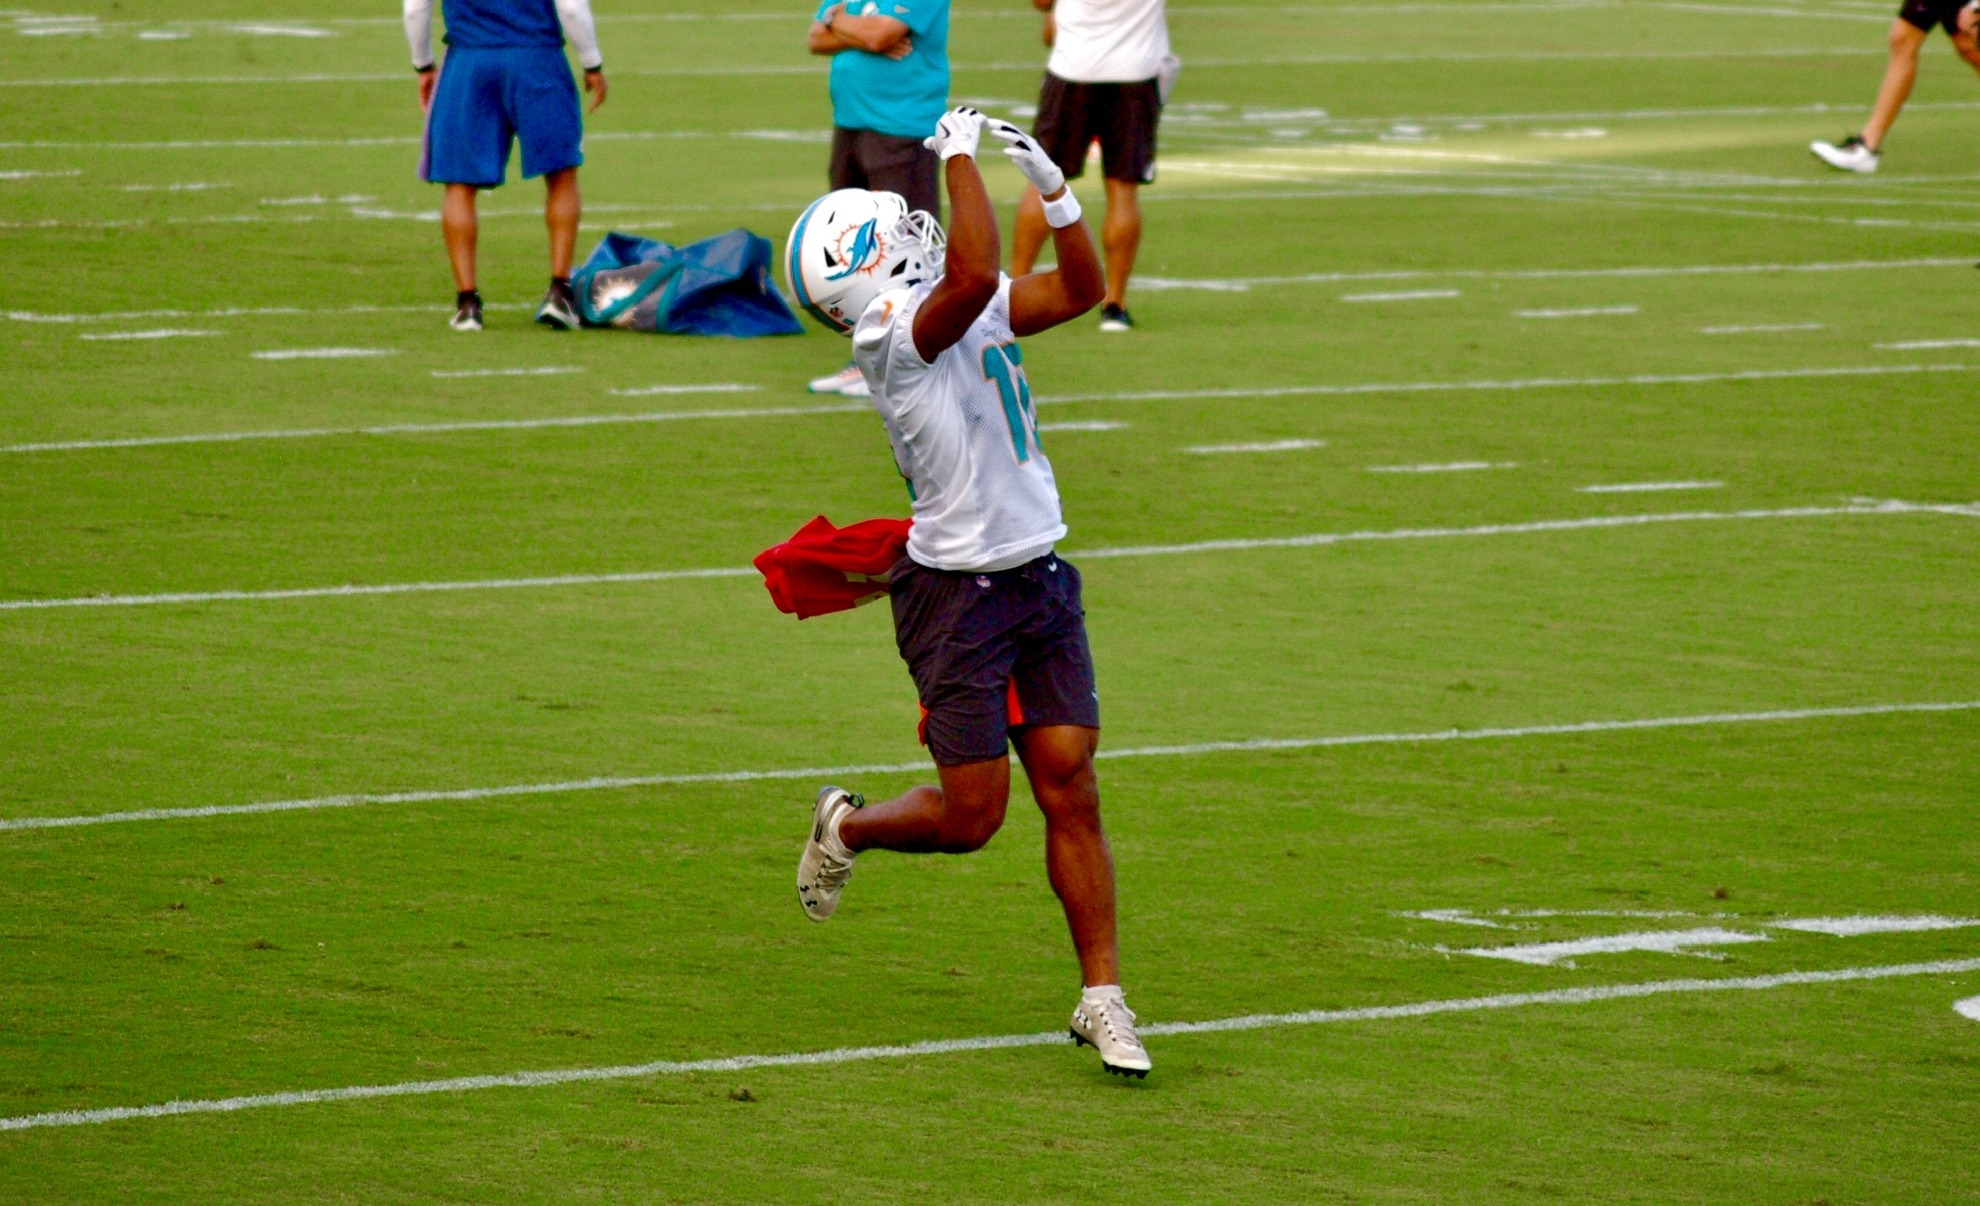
[785,188,946,335]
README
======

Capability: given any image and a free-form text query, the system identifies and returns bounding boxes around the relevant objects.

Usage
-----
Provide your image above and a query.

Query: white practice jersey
[1047,0,1170,84]
[853,275,1067,572]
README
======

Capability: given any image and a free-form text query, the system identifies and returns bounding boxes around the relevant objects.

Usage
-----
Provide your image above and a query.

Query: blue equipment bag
[573,228,804,337]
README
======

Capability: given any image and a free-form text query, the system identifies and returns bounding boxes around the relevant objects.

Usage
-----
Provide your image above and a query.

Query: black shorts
[829,126,941,218]
[1899,0,1969,33]
[889,552,1102,766]
[1032,72,1161,185]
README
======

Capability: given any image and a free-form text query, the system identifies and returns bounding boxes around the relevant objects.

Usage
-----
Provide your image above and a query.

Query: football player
[1811,0,1980,172]
[785,108,1152,1079]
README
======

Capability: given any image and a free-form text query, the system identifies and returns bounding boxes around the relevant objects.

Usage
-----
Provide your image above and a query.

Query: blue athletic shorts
[422,46,583,188]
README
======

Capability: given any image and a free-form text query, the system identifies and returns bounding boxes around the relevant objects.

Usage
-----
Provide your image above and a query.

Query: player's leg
[1013,724,1116,985]
[1864,17,1930,150]
[1013,73,1087,276]
[796,560,1026,919]
[1099,179,1142,317]
[1093,79,1158,329]
[442,185,480,296]
[424,49,507,330]
[509,47,586,328]
[841,757,1011,854]
[1953,6,1980,76]
[1816,15,1930,169]
[543,167,580,279]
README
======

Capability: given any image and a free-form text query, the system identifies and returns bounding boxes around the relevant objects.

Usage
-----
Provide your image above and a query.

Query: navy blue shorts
[423,46,583,188]
[890,553,1102,767]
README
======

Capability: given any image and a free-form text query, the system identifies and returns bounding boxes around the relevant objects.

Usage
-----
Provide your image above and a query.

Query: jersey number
[980,341,1037,464]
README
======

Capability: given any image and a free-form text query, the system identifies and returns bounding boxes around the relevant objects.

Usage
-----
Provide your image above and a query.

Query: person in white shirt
[786,108,1154,1078]
[1009,0,1176,332]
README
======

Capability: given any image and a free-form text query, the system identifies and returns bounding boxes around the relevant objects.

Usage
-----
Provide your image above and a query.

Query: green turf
[4,0,1980,1200]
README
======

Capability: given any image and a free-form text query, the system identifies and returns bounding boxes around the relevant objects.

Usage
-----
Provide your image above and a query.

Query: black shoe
[1098,303,1133,332]
[535,279,580,330]
[450,290,483,332]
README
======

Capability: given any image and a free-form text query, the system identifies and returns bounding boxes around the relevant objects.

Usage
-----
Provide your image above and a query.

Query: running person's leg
[839,757,1011,853]
[1953,1,1980,74]
[1013,724,1116,987]
[1863,15,1932,151]
[1090,80,1159,328]
[1099,179,1142,315]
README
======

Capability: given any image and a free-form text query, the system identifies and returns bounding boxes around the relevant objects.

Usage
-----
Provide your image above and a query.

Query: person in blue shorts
[801,0,950,397]
[405,0,608,331]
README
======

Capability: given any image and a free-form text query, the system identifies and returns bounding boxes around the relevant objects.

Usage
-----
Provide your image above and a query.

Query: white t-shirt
[853,275,1068,573]
[1047,0,1170,84]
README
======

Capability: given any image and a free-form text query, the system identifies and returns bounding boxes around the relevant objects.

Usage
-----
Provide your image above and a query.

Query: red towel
[754,515,913,619]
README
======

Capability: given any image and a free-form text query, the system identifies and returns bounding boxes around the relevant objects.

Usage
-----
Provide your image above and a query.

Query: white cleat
[796,786,862,922]
[806,362,870,398]
[1810,136,1878,174]
[1070,992,1152,1079]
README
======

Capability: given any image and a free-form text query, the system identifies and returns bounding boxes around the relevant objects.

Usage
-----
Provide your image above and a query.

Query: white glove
[988,119,1066,196]
[923,106,985,161]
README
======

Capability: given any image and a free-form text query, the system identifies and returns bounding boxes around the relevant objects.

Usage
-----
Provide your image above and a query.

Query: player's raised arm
[992,120,1104,336]
[911,107,1002,363]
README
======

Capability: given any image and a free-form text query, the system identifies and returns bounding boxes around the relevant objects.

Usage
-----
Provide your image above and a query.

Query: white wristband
[1042,188,1082,229]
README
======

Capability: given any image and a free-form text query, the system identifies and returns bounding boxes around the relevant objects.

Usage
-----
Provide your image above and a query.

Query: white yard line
[1139,257,1975,292]
[0,402,862,455]
[430,367,584,380]
[1036,420,1130,432]
[0,260,1959,322]
[1,700,1973,833]
[250,348,395,361]
[1366,461,1519,473]
[0,47,1908,89]
[1182,439,1326,454]
[1516,305,1639,318]
[0,168,80,180]
[75,329,219,341]
[1701,323,1824,334]
[1769,915,1980,936]
[1876,338,1980,350]
[1456,927,1770,965]
[2,957,1974,1131]
[610,383,762,397]
[0,499,1972,617]
[5,364,1973,456]
[1578,480,1724,493]
[1040,362,1978,404]
[1340,289,1462,302]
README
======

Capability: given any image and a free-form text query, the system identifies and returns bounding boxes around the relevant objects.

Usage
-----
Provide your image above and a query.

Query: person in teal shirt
[803,0,951,397]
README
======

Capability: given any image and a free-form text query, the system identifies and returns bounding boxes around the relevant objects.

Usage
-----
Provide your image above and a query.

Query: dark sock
[550,276,573,298]
[456,289,481,308]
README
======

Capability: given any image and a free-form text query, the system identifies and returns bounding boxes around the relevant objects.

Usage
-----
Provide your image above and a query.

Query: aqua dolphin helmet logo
[823,219,883,281]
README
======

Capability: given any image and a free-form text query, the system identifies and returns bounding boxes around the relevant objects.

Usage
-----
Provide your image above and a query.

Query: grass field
[5,0,1980,1199]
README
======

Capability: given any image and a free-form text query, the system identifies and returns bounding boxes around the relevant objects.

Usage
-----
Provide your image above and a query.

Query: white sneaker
[1810,136,1878,174]
[796,786,862,922]
[1070,991,1152,1078]
[807,363,870,398]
